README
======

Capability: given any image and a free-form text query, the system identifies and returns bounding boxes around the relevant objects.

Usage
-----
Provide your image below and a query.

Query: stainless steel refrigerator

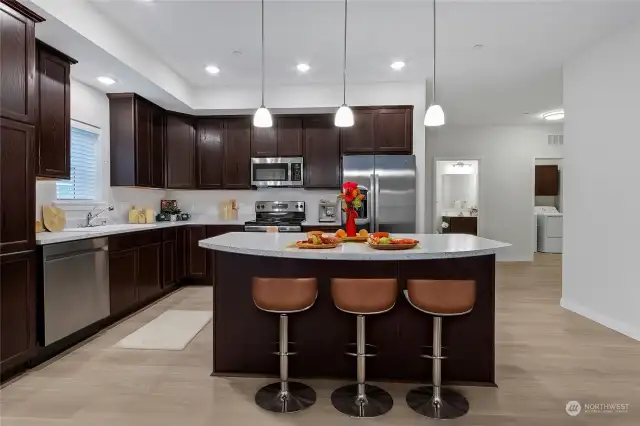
[342,155,416,233]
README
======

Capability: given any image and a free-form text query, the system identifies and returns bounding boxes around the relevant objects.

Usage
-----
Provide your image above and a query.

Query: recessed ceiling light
[205,65,220,75]
[473,44,484,50]
[296,63,310,73]
[97,76,116,86]
[391,61,405,70]
[542,110,565,121]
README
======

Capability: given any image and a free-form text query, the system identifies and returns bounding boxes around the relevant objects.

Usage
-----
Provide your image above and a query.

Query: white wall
[193,81,429,231]
[426,125,563,261]
[562,21,640,340]
[36,78,166,226]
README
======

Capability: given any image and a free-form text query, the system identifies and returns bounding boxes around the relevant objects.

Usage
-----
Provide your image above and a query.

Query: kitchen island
[200,233,509,386]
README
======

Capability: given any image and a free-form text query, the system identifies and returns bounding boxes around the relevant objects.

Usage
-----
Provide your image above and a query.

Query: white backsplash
[166,188,339,223]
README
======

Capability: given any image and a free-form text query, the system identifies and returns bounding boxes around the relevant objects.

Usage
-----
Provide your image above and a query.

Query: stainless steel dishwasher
[42,237,110,345]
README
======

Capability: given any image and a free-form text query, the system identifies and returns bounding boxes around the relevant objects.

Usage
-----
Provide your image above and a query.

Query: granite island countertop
[199,232,510,261]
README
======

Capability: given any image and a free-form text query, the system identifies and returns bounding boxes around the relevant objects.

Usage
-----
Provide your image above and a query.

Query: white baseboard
[560,298,640,341]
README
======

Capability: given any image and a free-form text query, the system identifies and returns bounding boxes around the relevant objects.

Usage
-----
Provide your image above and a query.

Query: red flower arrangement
[338,181,365,237]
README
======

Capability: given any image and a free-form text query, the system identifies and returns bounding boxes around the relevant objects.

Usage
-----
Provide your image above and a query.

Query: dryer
[535,206,563,253]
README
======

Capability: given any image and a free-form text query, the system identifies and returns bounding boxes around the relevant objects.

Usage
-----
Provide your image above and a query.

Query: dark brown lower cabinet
[163,240,176,287]
[205,225,244,284]
[108,248,138,315]
[176,227,188,281]
[137,243,161,302]
[188,226,207,279]
[0,251,37,375]
[442,216,478,236]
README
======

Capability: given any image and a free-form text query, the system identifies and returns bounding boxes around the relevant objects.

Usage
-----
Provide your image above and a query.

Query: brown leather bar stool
[330,278,398,418]
[404,279,476,420]
[252,277,318,413]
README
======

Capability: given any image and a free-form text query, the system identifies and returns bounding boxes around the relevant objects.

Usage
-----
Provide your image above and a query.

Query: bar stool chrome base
[406,386,469,419]
[255,382,316,413]
[331,383,393,418]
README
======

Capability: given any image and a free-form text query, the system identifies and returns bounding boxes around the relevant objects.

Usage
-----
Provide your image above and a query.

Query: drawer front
[162,228,178,242]
[109,230,161,252]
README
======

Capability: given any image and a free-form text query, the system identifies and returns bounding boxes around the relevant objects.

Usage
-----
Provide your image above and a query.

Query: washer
[535,206,562,253]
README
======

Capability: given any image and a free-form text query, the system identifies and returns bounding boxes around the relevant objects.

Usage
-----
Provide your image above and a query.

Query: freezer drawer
[42,238,110,345]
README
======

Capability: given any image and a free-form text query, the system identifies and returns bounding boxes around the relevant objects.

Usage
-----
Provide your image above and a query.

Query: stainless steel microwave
[251,157,304,187]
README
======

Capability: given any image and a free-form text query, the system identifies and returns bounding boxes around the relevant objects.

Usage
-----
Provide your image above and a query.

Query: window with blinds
[56,125,100,200]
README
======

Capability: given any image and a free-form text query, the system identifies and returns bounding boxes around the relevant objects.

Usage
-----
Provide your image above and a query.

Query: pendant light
[425,0,445,127]
[253,0,272,128]
[335,0,354,127]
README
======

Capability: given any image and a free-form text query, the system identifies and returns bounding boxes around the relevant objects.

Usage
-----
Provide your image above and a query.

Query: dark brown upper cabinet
[196,118,224,189]
[374,107,412,153]
[0,1,43,125]
[251,120,277,157]
[108,94,165,188]
[341,106,413,155]
[535,165,560,196]
[303,115,341,188]
[277,117,303,156]
[223,117,252,189]
[0,118,35,254]
[150,105,165,188]
[341,109,375,154]
[35,41,76,179]
[166,113,196,189]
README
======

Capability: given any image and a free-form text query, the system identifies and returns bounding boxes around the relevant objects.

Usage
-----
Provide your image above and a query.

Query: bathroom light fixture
[425,0,445,127]
[253,0,272,128]
[205,65,220,75]
[542,110,564,121]
[391,61,405,70]
[335,0,354,127]
[97,76,116,86]
[297,63,310,72]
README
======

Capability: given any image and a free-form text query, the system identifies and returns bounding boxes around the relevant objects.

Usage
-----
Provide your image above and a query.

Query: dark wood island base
[212,251,496,386]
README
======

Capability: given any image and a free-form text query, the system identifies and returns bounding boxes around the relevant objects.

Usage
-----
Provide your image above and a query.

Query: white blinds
[56,126,99,200]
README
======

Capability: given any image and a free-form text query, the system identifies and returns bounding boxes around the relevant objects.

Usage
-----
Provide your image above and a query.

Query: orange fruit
[335,229,347,238]
[358,229,369,237]
[373,232,389,238]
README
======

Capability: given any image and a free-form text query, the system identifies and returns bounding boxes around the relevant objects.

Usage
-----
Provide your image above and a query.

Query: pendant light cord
[261,0,265,107]
[342,0,348,105]
[432,0,437,103]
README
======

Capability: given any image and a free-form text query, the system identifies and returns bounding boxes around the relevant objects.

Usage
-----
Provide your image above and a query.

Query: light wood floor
[1,254,638,425]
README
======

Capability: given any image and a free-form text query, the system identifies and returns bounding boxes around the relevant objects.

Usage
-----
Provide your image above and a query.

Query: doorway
[533,158,563,255]
[434,159,480,235]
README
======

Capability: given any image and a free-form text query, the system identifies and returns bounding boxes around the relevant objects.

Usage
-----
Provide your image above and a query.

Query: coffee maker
[319,199,338,223]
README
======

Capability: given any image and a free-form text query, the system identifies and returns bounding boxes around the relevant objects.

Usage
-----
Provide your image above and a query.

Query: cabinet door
[176,227,188,281]
[109,248,138,315]
[341,109,375,154]
[374,108,412,154]
[205,225,243,283]
[36,43,71,178]
[535,165,559,196]
[0,118,35,254]
[0,3,37,124]
[150,106,165,188]
[135,99,152,187]
[251,120,277,157]
[137,243,161,301]
[0,250,36,372]
[277,117,303,156]
[188,226,207,278]
[162,240,176,288]
[166,114,195,189]
[303,115,341,188]
[197,118,224,189]
[223,117,251,189]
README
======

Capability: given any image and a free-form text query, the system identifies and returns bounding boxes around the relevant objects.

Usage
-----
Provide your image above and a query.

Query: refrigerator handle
[374,175,380,232]
[369,173,376,232]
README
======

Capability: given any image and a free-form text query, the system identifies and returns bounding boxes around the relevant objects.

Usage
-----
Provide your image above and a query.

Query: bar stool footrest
[271,342,298,356]
[345,343,378,357]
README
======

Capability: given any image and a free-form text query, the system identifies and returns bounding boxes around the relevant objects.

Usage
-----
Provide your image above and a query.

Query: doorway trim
[432,157,483,236]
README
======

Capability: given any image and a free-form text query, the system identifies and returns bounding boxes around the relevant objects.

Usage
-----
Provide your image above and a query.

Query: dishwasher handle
[45,246,108,262]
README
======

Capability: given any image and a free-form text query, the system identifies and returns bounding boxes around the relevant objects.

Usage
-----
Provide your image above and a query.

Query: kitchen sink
[62,224,157,232]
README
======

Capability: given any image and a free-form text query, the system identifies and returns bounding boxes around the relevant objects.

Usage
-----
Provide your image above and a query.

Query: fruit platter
[367,232,419,250]
[335,228,369,242]
[294,231,343,249]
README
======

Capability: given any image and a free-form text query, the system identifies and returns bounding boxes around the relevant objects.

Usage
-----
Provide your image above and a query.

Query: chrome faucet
[86,206,114,227]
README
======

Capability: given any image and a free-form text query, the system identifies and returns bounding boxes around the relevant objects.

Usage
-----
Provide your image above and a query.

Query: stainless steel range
[244,201,305,232]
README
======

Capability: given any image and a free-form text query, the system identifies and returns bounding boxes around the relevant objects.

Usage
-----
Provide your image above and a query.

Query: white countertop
[35,217,342,245]
[199,233,510,261]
